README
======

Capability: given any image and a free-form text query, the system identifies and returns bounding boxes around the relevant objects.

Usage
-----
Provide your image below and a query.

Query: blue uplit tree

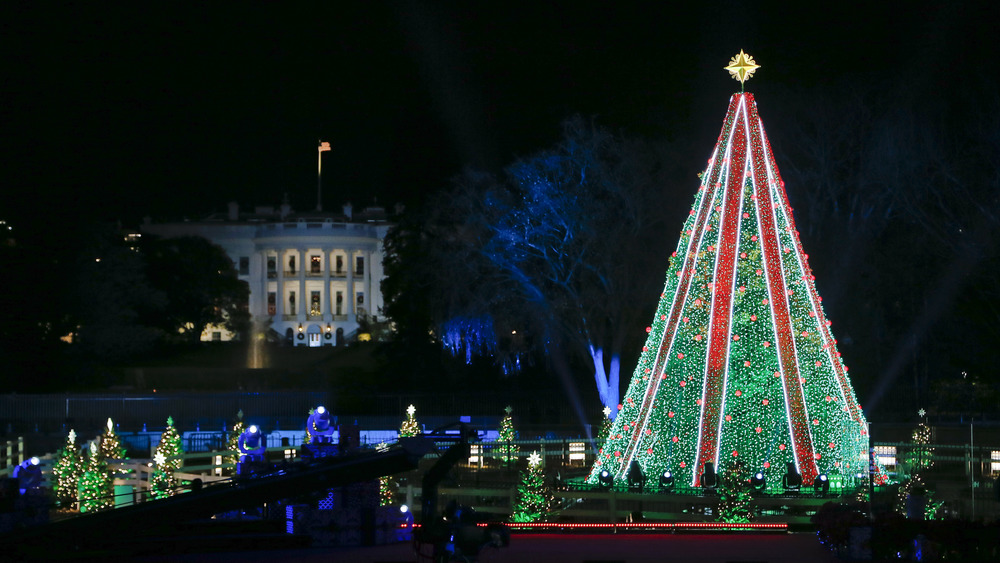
[386,117,681,416]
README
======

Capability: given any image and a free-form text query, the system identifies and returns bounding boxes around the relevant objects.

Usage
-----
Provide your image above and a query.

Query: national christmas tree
[498,405,519,465]
[150,416,184,499]
[79,442,115,513]
[589,52,870,491]
[52,429,85,509]
[511,452,553,522]
[399,404,422,438]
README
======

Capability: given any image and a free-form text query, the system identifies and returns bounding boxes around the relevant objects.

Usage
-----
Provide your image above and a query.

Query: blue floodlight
[13,457,42,494]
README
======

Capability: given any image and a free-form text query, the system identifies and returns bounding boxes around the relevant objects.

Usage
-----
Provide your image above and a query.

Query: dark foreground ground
[134,532,838,563]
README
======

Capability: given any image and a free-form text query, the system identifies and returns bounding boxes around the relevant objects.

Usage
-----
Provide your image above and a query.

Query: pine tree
[100,417,128,478]
[78,442,114,513]
[498,405,519,465]
[150,416,184,499]
[590,54,870,490]
[399,404,422,438]
[596,406,613,445]
[52,429,85,509]
[226,412,246,467]
[895,416,941,519]
[716,462,755,523]
[511,452,553,523]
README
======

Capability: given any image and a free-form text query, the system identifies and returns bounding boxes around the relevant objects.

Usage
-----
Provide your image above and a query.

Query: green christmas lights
[589,92,871,493]
[399,404,422,438]
[510,452,553,523]
[498,405,519,466]
[150,416,184,499]
[52,429,84,509]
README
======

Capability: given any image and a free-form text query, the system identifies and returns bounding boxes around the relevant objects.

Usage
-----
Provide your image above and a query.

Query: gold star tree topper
[725,50,760,87]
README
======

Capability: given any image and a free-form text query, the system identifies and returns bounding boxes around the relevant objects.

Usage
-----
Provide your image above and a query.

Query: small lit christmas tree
[150,417,184,499]
[100,417,128,477]
[52,429,85,509]
[226,410,246,467]
[78,442,114,513]
[595,406,613,445]
[399,404,422,438]
[304,407,315,444]
[498,405,519,466]
[511,451,553,523]
[895,412,941,519]
[716,462,755,523]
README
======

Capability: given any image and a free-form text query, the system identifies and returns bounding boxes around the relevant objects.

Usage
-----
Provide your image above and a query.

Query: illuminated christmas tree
[150,416,184,499]
[52,429,85,509]
[511,452,553,523]
[498,405,519,465]
[399,404,422,438]
[226,410,246,467]
[895,413,941,519]
[100,417,128,476]
[79,442,114,513]
[589,52,870,491]
[716,462,755,523]
[595,406,613,445]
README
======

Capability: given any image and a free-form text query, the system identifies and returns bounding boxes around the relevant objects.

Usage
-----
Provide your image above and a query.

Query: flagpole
[317,141,323,212]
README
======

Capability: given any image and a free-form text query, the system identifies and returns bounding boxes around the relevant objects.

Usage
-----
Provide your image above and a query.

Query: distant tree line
[0,224,248,391]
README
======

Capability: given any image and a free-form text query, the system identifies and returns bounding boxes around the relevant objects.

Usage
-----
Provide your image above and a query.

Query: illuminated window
[311,255,321,274]
[335,255,343,273]
[267,292,276,316]
[288,292,296,315]
[569,442,586,464]
[874,445,896,469]
[310,291,321,316]
[469,444,481,465]
[992,450,1000,475]
[336,292,343,315]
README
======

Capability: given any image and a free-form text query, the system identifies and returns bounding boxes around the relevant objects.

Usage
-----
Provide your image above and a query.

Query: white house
[141,200,394,346]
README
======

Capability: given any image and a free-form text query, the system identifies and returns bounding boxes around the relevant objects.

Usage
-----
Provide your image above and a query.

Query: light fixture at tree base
[598,469,613,489]
[813,473,830,495]
[750,471,766,492]
[782,462,802,493]
[700,462,718,492]
[659,470,675,491]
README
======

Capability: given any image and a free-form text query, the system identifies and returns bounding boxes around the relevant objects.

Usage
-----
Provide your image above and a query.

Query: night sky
[5,2,994,230]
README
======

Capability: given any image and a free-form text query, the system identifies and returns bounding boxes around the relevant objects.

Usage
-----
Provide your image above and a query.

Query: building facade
[141,201,393,346]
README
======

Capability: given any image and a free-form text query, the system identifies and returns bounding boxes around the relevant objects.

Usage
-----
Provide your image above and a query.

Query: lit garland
[588,91,872,492]
[498,405,519,465]
[510,452,553,523]
[399,404,422,438]
[52,429,84,509]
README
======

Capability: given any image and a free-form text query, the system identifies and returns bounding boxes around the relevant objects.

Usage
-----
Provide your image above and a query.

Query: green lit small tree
[895,415,942,519]
[399,404,422,438]
[78,442,114,513]
[100,417,128,477]
[150,417,184,499]
[498,405,519,466]
[717,462,755,523]
[226,410,246,468]
[52,429,85,509]
[510,451,553,523]
[595,406,613,445]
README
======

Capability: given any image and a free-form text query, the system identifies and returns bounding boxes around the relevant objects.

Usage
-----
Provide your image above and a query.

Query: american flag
[318,141,331,152]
